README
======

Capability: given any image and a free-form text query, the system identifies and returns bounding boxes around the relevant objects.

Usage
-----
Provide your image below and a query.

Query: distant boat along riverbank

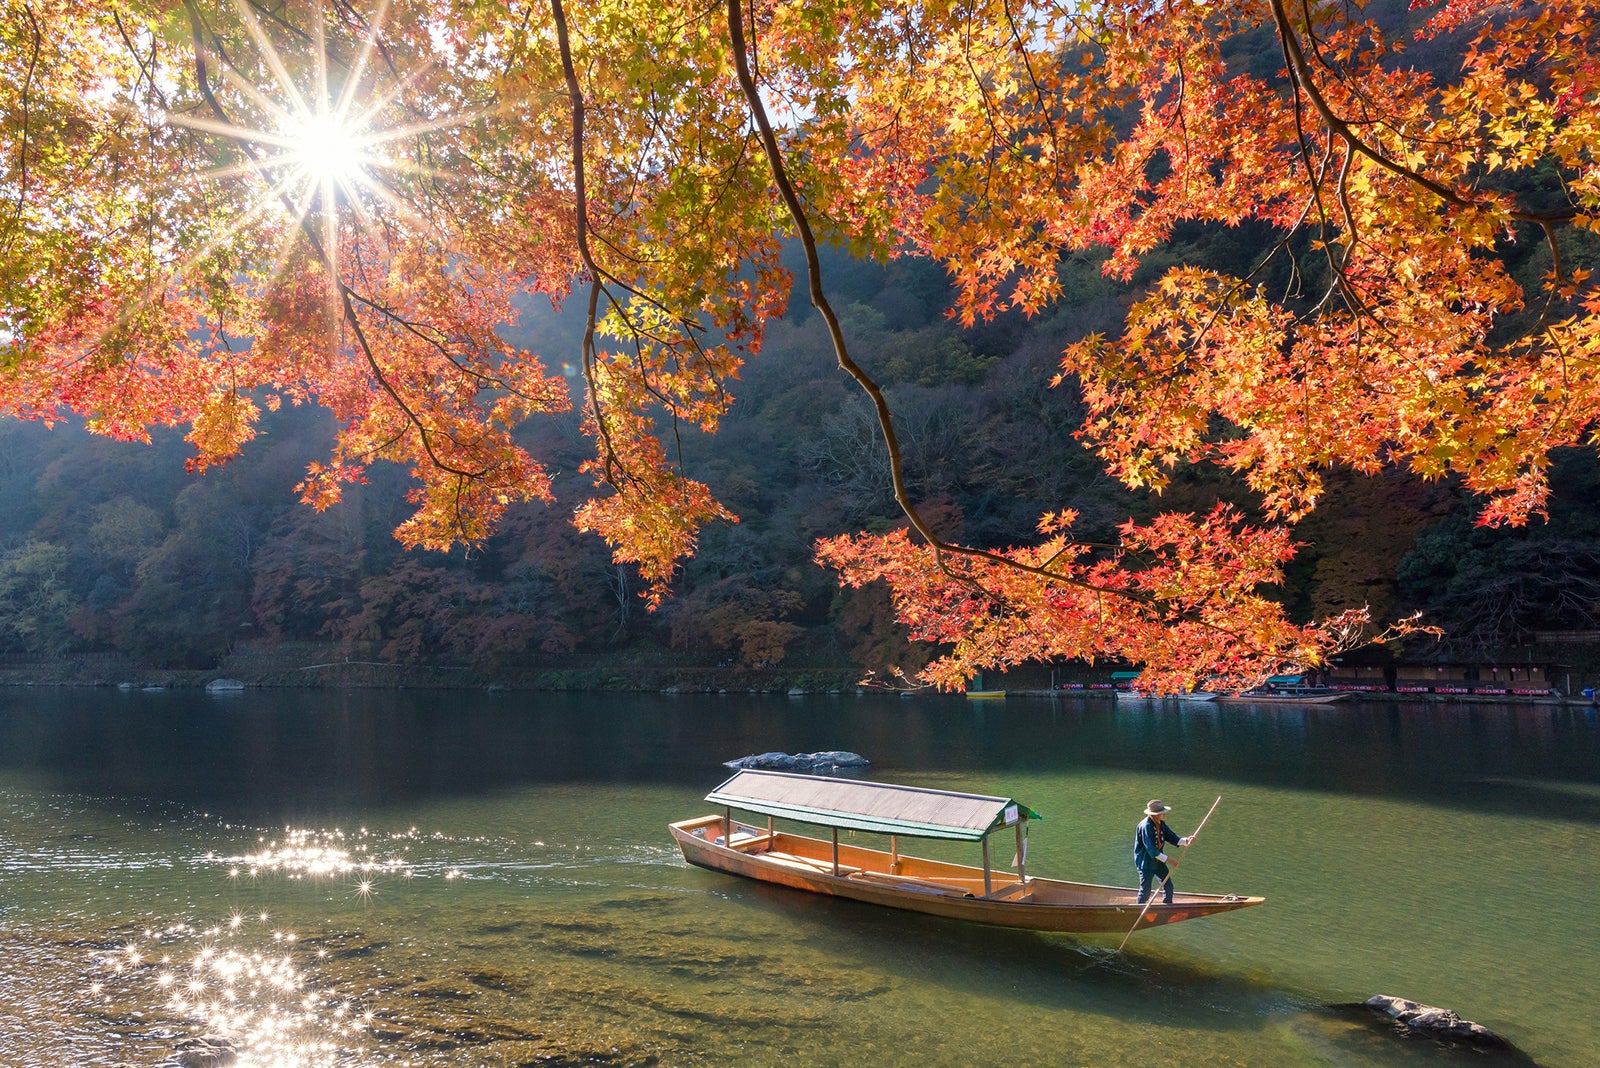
[3,671,1595,706]
[3,640,1595,702]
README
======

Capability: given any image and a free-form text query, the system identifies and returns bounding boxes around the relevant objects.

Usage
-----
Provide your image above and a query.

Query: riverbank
[4,642,1596,704]
[0,643,866,695]
[5,673,1597,708]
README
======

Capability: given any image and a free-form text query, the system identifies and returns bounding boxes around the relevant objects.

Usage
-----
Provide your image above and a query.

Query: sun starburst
[270,105,382,201]
[142,0,504,382]
[160,0,477,302]
[170,2,401,217]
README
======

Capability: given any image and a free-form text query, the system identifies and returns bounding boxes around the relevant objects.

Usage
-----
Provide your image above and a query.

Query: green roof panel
[705,770,1041,842]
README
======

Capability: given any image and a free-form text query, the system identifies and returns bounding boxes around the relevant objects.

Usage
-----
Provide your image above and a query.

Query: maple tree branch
[1273,0,1462,206]
[1271,16,1433,345]
[958,7,1006,206]
[548,0,617,485]
[2,2,42,262]
[1322,143,1373,318]
[1278,41,1340,307]
[1000,0,1063,184]
[1270,0,1576,229]
[1533,217,1572,325]
[581,278,627,487]
[1292,0,1522,163]
[113,11,168,108]
[726,0,935,550]
[550,0,735,467]
[332,294,491,488]
[241,0,313,46]
[550,0,696,492]
[1275,142,1335,303]
[182,0,488,526]
[341,288,529,398]
[1276,14,1367,318]
[725,0,1158,609]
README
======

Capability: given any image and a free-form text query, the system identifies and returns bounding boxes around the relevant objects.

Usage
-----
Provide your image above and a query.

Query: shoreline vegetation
[2,642,1596,705]
[0,641,864,695]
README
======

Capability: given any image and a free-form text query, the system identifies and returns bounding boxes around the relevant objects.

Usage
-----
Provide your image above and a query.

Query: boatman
[1134,799,1192,905]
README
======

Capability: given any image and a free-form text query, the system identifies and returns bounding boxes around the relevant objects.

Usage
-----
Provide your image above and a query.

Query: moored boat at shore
[1109,670,1217,702]
[1215,689,1348,704]
[1215,674,1348,703]
[669,770,1263,935]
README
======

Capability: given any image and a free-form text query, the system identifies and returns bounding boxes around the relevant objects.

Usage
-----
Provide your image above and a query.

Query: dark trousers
[1136,860,1172,904]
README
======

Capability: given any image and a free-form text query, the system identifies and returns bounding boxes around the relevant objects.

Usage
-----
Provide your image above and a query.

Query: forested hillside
[3,236,1597,680]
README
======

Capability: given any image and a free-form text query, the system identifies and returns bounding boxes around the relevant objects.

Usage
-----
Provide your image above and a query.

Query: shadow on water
[736,878,1284,1023]
[708,875,1546,1065]
[2,689,1598,827]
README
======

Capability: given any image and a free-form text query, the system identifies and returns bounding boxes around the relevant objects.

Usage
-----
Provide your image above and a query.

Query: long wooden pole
[1117,795,1223,953]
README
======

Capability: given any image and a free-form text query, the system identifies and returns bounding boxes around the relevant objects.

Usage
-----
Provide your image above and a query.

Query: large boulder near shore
[1363,995,1508,1048]
[723,751,869,771]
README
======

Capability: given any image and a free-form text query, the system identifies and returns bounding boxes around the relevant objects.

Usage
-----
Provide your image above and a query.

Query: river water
[1,688,1596,1067]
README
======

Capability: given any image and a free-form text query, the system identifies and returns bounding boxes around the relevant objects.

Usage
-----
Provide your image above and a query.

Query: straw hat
[1144,800,1172,817]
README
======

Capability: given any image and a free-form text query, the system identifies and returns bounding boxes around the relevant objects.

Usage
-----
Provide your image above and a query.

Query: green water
[1,689,1596,1066]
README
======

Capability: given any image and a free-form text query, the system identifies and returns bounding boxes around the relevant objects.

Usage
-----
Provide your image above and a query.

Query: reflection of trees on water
[2,691,1596,827]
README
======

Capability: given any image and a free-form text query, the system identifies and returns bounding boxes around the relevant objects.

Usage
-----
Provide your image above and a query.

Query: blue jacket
[1133,816,1182,870]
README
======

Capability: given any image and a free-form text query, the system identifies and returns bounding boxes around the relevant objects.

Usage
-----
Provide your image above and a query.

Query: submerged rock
[722,751,870,771]
[171,1035,238,1067]
[1363,994,1508,1048]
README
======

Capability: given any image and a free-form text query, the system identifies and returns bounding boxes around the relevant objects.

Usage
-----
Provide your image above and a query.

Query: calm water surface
[1,689,1597,1067]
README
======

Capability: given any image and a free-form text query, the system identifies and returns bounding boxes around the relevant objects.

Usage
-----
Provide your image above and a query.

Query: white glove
[1179,837,1192,847]
[1157,853,1168,863]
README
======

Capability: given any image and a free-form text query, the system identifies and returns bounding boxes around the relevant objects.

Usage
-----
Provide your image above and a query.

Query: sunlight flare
[273,107,378,200]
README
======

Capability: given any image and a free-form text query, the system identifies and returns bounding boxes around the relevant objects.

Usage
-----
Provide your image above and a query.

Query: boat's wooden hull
[669,816,1263,934]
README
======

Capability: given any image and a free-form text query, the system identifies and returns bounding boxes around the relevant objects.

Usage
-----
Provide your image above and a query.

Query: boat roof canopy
[705,770,1042,842]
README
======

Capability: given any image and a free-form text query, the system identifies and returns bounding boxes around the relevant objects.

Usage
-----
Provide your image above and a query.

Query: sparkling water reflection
[88,916,382,1068]
[1,689,1597,1066]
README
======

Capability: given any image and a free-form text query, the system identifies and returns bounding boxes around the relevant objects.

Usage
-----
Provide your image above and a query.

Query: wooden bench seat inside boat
[761,849,863,876]
[981,880,1032,902]
[682,818,776,852]
[726,833,776,851]
[845,870,975,897]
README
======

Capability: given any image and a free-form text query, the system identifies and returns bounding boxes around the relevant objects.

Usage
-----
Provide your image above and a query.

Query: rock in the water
[173,1035,239,1067]
[722,751,869,771]
[1364,995,1507,1048]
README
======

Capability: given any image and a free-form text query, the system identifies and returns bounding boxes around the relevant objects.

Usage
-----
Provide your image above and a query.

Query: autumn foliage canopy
[2,0,1597,689]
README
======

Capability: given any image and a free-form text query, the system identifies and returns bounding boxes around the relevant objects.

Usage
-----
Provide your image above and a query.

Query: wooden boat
[1109,671,1216,702]
[669,770,1263,935]
[1214,674,1349,704]
[1215,687,1348,704]
[965,689,1007,700]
